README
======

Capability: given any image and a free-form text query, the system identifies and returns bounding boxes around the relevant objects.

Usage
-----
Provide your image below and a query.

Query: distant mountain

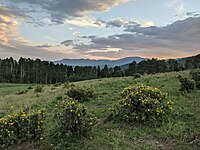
[54,57,147,68]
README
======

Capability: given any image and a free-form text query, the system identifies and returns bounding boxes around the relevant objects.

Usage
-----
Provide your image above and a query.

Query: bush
[53,82,62,87]
[66,86,94,102]
[56,95,63,100]
[196,81,200,90]
[63,81,70,88]
[36,94,40,98]
[108,85,173,123]
[55,98,98,137]
[27,86,33,90]
[34,86,43,93]
[0,111,5,118]
[178,75,196,92]
[51,87,56,90]
[190,69,200,89]
[68,83,76,88]
[16,89,28,95]
[133,73,141,78]
[0,109,45,149]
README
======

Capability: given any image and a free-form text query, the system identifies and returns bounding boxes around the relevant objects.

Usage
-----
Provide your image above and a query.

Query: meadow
[0,70,200,150]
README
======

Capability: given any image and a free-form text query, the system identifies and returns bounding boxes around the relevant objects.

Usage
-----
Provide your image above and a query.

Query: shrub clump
[55,98,98,137]
[63,81,70,88]
[27,86,33,90]
[53,82,62,87]
[66,86,94,102]
[190,69,200,89]
[16,89,28,95]
[0,109,45,149]
[34,86,43,93]
[108,85,174,123]
[133,73,141,79]
[178,75,196,92]
[56,95,63,100]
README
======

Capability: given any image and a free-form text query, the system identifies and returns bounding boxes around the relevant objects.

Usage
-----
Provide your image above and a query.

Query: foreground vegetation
[0,70,200,149]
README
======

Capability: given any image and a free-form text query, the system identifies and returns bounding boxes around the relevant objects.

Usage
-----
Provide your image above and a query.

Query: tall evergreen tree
[125,61,137,76]
[113,66,122,77]
[97,66,101,78]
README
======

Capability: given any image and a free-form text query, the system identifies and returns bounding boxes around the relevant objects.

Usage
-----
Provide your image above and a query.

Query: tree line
[125,54,200,76]
[0,57,123,83]
[0,54,199,83]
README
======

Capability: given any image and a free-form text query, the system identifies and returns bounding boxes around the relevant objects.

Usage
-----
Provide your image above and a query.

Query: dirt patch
[134,137,175,150]
[7,141,40,150]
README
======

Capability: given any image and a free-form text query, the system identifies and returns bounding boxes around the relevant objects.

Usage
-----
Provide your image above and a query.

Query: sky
[0,0,200,61]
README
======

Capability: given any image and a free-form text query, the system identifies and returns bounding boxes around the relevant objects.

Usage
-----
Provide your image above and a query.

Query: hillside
[120,55,191,71]
[0,70,200,150]
[54,57,147,67]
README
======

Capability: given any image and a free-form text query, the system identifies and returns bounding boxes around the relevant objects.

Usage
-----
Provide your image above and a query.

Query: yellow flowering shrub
[108,85,174,122]
[0,109,45,149]
[55,98,98,136]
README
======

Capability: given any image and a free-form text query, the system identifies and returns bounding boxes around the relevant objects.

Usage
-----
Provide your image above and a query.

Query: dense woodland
[0,54,199,83]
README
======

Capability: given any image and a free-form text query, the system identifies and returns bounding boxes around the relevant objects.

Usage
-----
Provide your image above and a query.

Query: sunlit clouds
[0,0,199,60]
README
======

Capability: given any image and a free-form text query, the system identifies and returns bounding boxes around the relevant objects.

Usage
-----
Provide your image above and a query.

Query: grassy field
[0,70,200,150]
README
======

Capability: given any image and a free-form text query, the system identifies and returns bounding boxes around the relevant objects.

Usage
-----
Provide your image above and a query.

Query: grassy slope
[0,70,200,150]
[0,83,31,96]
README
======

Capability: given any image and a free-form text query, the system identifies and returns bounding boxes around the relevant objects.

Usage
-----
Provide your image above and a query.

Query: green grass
[0,70,200,150]
[0,83,32,96]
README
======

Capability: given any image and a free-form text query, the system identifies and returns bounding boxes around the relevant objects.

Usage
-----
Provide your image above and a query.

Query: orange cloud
[0,14,18,45]
[0,6,78,60]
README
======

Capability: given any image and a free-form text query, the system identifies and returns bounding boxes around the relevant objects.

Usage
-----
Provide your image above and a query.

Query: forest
[0,54,199,84]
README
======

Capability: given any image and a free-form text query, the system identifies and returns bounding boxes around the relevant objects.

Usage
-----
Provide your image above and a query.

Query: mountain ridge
[54,57,147,67]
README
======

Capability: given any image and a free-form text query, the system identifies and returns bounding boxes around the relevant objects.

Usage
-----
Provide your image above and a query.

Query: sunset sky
[0,0,200,60]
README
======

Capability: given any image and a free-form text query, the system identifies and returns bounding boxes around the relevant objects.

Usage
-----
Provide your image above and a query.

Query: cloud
[73,32,80,36]
[85,47,122,53]
[61,40,74,46]
[1,1,199,60]
[65,16,104,27]
[64,17,152,28]
[2,0,133,24]
[0,5,85,60]
[124,17,200,42]
[0,7,19,45]
[69,17,200,59]
[165,1,193,18]
[165,0,177,8]
[186,11,200,17]
[105,18,154,28]
[106,18,133,28]
[37,44,53,48]
[69,27,75,30]
[175,4,185,15]
[0,5,27,18]
[0,43,66,60]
